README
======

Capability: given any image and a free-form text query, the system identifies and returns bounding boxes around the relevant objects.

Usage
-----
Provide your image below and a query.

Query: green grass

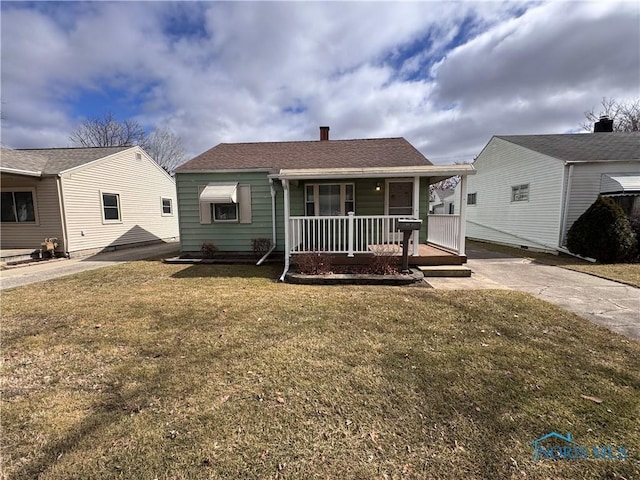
[468,240,640,288]
[1,260,639,479]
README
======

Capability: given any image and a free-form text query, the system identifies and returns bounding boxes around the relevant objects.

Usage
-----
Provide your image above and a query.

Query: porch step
[417,265,472,277]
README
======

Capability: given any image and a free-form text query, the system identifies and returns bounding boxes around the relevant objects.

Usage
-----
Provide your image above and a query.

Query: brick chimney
[594,115,613,132]
[320,126,330,141]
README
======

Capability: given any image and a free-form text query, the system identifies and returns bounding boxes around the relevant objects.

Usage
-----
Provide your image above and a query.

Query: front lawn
[2,261,639,479]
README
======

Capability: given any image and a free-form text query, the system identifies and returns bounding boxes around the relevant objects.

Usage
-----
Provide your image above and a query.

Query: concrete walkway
[0,242,180,291]
[427,246,640,341]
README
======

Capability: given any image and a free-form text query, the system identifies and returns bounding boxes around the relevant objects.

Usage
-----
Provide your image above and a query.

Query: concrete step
[418,265,472,277]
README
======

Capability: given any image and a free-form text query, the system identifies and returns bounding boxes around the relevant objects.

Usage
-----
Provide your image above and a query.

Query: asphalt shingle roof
[496,133,640,163]
[176,137,432,173]
[1,147,131,175]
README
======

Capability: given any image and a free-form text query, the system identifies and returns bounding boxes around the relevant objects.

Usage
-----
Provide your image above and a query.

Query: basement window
[511,184,529,202]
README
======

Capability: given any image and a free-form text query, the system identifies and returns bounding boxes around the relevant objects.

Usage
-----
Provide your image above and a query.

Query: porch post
[412,176,420,256]
[347,211,355,257]
[458,175,468,256]
[277,178,291,282]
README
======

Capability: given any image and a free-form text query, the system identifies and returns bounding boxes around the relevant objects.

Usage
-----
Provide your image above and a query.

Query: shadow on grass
[171,263,281,280]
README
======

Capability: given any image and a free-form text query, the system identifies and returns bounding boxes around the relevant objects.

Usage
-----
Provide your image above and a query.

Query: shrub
[252,238,272,258]
[628,212,640,262]
[566,195,637,263]
[295,252,333,275]
[200,242,218,259]
[365,247,401,275]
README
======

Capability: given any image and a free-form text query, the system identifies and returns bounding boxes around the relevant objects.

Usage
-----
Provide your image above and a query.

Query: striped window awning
[199,183,238,203]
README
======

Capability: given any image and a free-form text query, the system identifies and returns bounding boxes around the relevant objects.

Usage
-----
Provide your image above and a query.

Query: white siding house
[1,146,179,256]
[458,133,640,252]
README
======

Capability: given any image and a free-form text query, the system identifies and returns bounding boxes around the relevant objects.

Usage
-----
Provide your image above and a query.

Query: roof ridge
[217,137,406,146]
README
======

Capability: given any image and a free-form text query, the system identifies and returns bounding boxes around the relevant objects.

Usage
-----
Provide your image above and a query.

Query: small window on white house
[467,193,477,205]
[1,190,36,222]
[136,152,142,161]
[511,184,529,202]
[102,193,121,221]
[213,203,238,222]
[161,197,173,215]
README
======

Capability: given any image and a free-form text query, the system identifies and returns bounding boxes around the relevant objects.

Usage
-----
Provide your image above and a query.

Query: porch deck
[368,243,466,266]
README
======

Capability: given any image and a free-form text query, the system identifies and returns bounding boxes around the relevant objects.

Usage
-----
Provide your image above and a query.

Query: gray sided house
[1,146,179,257]
[175,127,476,279]
[460,132,640,252]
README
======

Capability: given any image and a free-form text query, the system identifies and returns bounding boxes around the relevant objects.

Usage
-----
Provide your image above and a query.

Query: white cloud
[1,1,638,164]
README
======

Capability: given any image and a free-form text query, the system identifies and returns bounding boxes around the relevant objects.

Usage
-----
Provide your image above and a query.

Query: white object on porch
[289,213,415,257]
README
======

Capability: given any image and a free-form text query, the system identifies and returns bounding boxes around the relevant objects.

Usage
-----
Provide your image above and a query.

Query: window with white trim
[161,197,173,215]
[102,193,121,221]
[1,190,36,223]
[467,193,477,205]
[213,203,238,222]
[305,183,354,216]
[511,184,529,202]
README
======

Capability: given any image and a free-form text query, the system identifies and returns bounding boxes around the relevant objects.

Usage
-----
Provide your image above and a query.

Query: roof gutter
[272,165,476,181]
[0,167,42,177]
[256,178,277,266]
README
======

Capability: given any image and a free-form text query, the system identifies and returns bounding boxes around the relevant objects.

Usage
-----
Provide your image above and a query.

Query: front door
[386,180,414,240]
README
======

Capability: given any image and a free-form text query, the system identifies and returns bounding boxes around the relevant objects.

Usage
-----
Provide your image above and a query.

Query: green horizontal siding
[177,174,432,254]
[176,172,284,253]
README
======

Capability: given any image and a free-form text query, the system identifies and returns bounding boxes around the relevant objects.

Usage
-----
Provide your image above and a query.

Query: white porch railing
[289,213,412,256]
[427,214,460,252]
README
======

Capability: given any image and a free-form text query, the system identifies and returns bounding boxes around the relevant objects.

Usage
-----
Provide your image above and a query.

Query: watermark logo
[530,432,627,461]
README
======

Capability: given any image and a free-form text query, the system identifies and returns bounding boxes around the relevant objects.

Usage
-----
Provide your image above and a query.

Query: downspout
[279,178,291,282]
[256,178,277,265]
[559,163,574,249]
[56,175,70,258]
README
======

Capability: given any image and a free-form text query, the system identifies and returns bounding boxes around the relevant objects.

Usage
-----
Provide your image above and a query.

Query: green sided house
[175,127,475,280]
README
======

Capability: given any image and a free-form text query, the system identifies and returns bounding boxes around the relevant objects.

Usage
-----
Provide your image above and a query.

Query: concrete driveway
[427,246,640,341]
[0,242,180,291]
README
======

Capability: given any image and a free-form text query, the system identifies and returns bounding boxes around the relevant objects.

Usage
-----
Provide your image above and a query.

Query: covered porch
[272,164,475,280]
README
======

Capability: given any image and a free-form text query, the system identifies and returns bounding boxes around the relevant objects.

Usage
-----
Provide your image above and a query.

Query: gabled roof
[495,132,640,163]
[1,146,131,176]
[177,137,432,174]
[433,188,455,200]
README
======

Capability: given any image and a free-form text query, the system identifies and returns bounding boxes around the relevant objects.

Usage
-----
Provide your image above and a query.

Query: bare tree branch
[581,97,640,132]
[69,113,187,173]
[145,127,186,174]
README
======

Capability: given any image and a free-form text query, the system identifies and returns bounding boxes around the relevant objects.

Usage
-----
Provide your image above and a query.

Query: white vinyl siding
[0,175,64,250]
[462,137,565,251]
[60,147,178,253]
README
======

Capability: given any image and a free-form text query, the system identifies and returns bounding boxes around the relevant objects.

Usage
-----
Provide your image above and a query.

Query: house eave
[272,165,476,180]
[0,167,43,177]
[176,168,272,174]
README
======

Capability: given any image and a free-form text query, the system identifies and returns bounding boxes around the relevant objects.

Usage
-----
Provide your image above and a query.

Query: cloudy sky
[1,1,638,165]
